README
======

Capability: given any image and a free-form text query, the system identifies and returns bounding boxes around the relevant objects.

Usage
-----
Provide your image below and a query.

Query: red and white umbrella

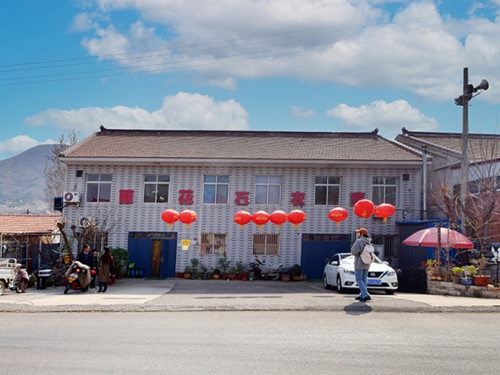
[402,227,474,249]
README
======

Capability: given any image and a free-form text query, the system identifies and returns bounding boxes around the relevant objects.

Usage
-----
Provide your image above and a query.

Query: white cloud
[23,92,249,133]
[0,135,55,157]
[291,106,315,118]
[327,100,438,137]
[75,1,500,102]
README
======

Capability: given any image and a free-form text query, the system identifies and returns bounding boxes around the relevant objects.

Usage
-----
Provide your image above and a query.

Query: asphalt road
[2,311,499,375]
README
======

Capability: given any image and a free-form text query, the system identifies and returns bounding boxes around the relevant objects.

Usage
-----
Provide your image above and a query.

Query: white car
[323,253,398,295]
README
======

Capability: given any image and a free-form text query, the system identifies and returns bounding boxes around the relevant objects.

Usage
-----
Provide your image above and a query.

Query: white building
[60,127,424,279]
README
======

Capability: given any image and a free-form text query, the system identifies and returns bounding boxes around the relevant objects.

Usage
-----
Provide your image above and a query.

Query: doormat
[146,277,168,280]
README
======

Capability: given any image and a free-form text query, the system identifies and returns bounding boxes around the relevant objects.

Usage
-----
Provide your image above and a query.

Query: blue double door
[128,232,177,278]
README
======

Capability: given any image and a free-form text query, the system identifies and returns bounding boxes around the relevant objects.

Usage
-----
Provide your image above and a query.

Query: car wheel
[323,274,332,289]
[385,290,395,295]
[336,275,346,294]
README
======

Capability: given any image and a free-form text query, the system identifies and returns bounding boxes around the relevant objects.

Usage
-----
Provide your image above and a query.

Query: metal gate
[128,232,177,278]
[300,234,351,280]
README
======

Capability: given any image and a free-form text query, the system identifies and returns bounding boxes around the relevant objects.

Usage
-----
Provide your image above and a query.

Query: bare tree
[44,130,80,209]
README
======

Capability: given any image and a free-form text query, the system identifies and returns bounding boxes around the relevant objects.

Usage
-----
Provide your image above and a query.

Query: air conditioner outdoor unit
[63,192,80,204]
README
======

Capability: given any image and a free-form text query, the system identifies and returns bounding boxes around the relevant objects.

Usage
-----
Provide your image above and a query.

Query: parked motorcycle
[64,261,91,294]
[247,257,283,280]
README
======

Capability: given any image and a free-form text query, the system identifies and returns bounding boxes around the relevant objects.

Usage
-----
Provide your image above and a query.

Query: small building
[59,128,425,279]
[0,214,61,271]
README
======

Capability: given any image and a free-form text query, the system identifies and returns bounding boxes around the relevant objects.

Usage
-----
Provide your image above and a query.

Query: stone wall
[427,278,500,298]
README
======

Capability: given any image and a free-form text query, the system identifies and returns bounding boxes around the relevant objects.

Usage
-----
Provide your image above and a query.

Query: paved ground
[1,278,500,313]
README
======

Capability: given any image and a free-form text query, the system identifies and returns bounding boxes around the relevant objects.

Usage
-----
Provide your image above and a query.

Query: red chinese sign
[119,190,134,204]
[291,191,305,206]
[235,191,249,206]
[178,189,194,205]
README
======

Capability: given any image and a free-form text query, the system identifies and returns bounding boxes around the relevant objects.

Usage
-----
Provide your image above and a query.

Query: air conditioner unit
[63,192,80,204]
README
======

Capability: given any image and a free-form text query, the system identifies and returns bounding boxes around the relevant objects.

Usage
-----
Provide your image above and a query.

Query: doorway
[151,240,162,277]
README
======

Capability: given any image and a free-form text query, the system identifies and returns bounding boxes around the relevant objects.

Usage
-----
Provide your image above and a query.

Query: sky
[1,0,500,160]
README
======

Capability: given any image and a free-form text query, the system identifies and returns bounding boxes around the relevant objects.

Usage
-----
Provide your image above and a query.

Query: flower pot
[460,277,474,286]
[292,276,301,281]
[213,274,220,279]
[281,274,290,282]
[183,272,191,279]
[473,275,490,287]
[452,276,461,284]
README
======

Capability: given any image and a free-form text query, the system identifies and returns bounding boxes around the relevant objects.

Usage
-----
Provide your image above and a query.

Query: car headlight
[343,269,355,275]
[387,271,396,276]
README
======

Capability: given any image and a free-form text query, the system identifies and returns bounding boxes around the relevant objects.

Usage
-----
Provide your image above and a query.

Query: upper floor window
[86,174,112,203]
[315,177,340,205]
[255,176,281,205]
[372,177,397,205]
[203,175,229,204]
[143,174,170,203]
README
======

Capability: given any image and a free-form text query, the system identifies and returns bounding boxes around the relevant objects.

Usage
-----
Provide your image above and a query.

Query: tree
[44,130,80,210]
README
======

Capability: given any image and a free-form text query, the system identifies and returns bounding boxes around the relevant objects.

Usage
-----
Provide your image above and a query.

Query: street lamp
[454,67,489,232]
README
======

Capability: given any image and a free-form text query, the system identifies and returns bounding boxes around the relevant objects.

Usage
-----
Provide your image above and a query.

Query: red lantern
[252,211,269,229]
[269,210,288,229]
[233,210,252,229]
[353,199,375,219]
[374,203,396,222]
[179,209,197,228]
[288,210,306,228]
[161,209,179,228]
[328,207,348,226]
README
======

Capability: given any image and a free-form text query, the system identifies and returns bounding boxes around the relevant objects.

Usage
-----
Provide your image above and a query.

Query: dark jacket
[77,251,93,268]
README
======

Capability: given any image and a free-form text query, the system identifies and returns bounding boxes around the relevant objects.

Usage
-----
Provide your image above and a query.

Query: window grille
[253,233,280,255]
[371,234,399,258]
[200,233,227,255]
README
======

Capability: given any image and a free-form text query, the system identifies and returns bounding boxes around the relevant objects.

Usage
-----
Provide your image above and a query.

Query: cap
[355,228,368,235]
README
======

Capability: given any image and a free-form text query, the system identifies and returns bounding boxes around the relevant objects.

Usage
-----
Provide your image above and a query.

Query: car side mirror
[383,261,389,265]
[331,261,339,266]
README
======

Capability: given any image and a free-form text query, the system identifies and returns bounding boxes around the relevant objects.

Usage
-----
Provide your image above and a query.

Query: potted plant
[200,264,208,280]
[289,264,303,281]
[451,266,465,284]
[228,267,238,280]
[212,268,221,279]
[460,265,476,285]
[235,261,246,280]
[247,271,255,281]
[217,255,231,279]
[190,258,199,279]
[183,265,192,279]
[281,267,290,282]
[471,257,490,287]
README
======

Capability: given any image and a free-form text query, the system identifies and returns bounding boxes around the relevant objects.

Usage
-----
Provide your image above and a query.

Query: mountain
[0,144,54,214]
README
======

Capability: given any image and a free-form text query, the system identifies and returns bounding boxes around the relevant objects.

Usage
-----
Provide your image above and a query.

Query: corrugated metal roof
[0,214,61,234]
[61,129,423,162]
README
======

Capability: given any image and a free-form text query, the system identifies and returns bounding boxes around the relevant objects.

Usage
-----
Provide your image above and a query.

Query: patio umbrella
[402,227,474,249]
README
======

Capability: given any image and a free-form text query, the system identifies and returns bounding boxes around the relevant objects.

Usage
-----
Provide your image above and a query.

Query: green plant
[217,255,231,273]
[289,264,303,277]
[184,265,192,274]
[190,258,200,273]
[467,265,478,277]
[471,257,487,277]
[110,247,129,277]
[451,266,465,276]
[228,267,238,275]
[213,268,221,275]
[235,261,247,274]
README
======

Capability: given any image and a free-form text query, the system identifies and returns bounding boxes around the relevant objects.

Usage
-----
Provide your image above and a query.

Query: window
[253,234,279,255]
[203,175,229,204]
[200,233,226,255]
[86,174,112,202]
[315,177,340,205]
[255,176,281,204]
[143,174,170,203]
[372,177,397,205]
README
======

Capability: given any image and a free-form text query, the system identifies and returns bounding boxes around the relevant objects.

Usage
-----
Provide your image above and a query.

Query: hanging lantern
[328,207,348,226]
[179,209,197,228]
[374,203,396,222]
[161,209,179,228]
[288,210,306,228]
[252,210,269,229]
[269,210,288,229]
[233,210,252,229]
[353,199,375,219]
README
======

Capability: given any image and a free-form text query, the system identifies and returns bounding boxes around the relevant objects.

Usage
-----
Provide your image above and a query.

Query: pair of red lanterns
[234,210,306,229]
[161,209,197,228]
[328,199,395,226]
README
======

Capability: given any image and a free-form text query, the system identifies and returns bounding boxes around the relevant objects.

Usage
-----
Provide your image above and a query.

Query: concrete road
[2,311,499,375]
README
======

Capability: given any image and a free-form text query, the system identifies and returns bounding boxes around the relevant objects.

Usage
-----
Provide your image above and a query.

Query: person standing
[90,249,98,289]
[77,244,93,292]
[98,246,112,293]
[351,228,372,302]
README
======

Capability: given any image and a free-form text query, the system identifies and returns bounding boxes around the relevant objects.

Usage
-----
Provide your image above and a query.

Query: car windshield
[340,254,383,264]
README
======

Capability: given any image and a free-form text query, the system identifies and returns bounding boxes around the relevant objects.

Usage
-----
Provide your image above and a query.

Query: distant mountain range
[0,144,54,214]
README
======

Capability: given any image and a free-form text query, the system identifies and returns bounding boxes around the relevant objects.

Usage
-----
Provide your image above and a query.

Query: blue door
[301,234,352,280]
[128,232,177,278]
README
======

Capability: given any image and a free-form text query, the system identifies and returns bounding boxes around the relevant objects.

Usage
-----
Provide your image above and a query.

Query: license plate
[367,279,381,285]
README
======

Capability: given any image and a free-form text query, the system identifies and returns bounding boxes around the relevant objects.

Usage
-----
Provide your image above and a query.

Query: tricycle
[0,258,30,295]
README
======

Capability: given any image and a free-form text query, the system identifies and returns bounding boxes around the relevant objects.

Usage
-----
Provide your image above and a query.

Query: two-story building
[59,127,425,279]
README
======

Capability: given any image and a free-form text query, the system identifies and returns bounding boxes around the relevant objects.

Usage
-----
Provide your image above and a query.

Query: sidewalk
[1,278,500,313]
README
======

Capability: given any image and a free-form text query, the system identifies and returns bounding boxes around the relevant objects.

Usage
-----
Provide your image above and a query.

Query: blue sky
[1,0,499,160]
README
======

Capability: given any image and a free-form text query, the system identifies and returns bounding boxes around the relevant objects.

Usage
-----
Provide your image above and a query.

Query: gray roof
[61,128,423,164]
